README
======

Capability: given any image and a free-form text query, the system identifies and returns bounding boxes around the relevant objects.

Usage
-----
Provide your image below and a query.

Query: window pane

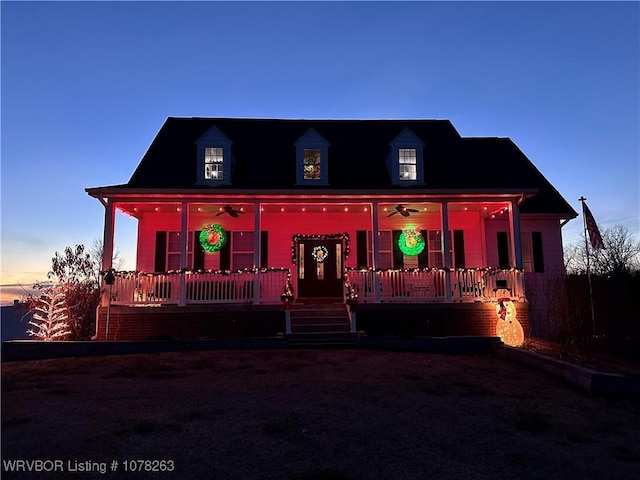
[398,148,416,164]
[429,252,444,268]
[522,233,533,273]
[205,163,223,180]
[399,148,417,180]
[316,261,324,280]
[378,231,392,250]
[335,243,342,278]
[428,231,441,250]
[233,253,253,270]
[232,231,254,251]
[400,164,416,180]
[167,254,180,271]
[168,232,181,252]
[299,244,305,279]
[303,148,321,180]
[204,147,224,180]
[205,147,223,162]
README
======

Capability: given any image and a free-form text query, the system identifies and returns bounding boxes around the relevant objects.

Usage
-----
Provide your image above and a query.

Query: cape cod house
[87,118,577,343]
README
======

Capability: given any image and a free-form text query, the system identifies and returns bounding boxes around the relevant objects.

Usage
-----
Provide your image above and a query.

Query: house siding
[136,208,493,273]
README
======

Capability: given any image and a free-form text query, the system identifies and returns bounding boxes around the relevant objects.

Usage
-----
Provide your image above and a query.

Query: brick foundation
[94,301,530,341]
[95,304,285,341]
[356,301,530,337]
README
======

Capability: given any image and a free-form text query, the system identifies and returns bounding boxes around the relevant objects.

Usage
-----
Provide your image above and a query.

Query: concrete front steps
[287,301,358,347]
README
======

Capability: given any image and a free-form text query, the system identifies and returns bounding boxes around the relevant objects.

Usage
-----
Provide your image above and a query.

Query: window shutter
[392,230,404,268]
[356,230,368,268]
[453,230,466,269]
[193,231,205,271]
[260,231,268,268]
[497,232,510,269]
[220,231,231,270]
[154,231,167,272]
[418,227,429,268]
[532,232,544,273]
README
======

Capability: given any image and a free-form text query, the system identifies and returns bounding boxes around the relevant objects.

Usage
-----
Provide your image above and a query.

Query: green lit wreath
[199,224,227,253]
[312,245,329,263]
[398,227,425,256]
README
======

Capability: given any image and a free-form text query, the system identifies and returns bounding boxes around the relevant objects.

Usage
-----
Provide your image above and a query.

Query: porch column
[508,200,523,269]
[253,202,261,305]
[100,198,116,307]
[440,202,453,302]
[371,201,381,302]
[178,202,188,306]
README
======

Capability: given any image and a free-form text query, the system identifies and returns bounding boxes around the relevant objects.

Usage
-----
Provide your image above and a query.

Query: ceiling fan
[216,205,246,218]
[387,204,419,217]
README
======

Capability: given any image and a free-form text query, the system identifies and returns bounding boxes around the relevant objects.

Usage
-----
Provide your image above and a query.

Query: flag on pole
[583,202,604,250]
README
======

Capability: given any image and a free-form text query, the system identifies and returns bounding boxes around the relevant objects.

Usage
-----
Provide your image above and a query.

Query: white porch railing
[107,268,523,306]
[346,268,525,303]
[108,269,290,305]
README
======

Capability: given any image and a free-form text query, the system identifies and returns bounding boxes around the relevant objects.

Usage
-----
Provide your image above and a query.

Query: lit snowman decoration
[495,288,524,347]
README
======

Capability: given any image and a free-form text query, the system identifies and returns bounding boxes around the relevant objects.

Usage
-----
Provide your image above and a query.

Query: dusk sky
[1,1,638,304]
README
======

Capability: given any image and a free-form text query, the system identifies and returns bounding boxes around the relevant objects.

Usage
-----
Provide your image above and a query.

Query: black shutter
[260,231,268,268]
[220,231,231,270]
[532,232,544,273]
[497,232,510,269]
[418,228,429,268]
[193,231,205,271]
[453,230,466,269]
[154,231,167,272]
[356,230,368,268]
[392,230,404,269]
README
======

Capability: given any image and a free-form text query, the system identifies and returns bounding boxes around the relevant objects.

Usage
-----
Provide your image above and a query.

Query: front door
[297,238,344,298]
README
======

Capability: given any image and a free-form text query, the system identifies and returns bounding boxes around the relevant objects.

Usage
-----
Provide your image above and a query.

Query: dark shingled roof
[120,117,576,217]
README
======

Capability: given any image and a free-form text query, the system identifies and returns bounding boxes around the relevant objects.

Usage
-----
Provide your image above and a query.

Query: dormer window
[398,148,417,181]
[387,128,425,185]
[295,128,329,185]
[303,148,321,180]
[204,147,224,180]
[196,126,233,186]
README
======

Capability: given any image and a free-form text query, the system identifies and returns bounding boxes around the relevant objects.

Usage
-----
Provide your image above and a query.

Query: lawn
[2,350,640,479]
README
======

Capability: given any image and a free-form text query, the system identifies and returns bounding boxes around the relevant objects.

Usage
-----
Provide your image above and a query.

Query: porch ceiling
[115,200,511,218]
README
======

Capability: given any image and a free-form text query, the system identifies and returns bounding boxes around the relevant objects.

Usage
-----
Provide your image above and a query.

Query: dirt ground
[2,349,640,480]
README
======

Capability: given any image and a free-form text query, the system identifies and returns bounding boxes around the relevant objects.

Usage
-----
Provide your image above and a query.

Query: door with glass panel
[297,239,344,298]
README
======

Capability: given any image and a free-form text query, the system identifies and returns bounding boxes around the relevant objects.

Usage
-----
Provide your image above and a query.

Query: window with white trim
[303,148,322,180]
[398,148,417,181]
[204,147,224,180]
[232,231,254,270]
[368,231,393,269]
[167,231,194,270]
[522,231,544,273]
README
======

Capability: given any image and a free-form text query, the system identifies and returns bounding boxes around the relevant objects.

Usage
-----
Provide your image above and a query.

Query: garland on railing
[107,267,291,278]
[290,233,350,264]
[344,266,524,274]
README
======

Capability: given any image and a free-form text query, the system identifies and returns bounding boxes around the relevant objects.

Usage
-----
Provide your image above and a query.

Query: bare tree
[564,225,640,276]
[90,238,124,278]
[594,225,640,275]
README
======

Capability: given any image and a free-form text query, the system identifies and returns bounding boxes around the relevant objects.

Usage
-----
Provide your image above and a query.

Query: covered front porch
[92,192,531,343]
